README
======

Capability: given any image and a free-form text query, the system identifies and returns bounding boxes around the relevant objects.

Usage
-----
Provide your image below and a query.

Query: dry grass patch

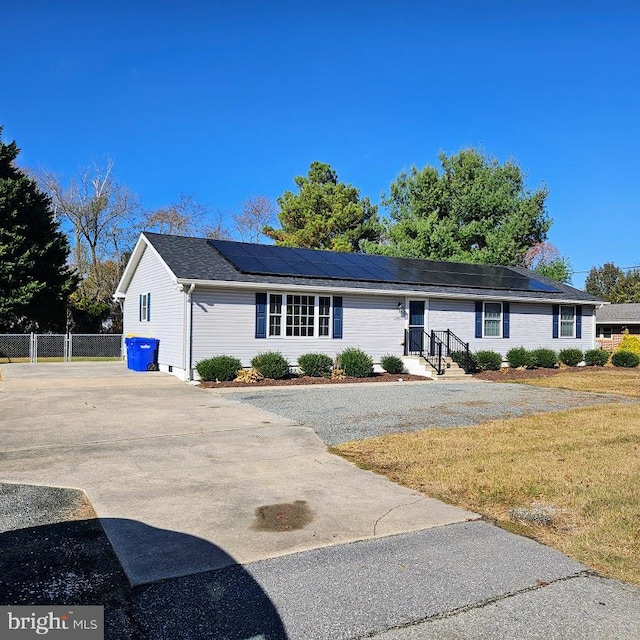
[515,368,640,398]
[334,403,640,586]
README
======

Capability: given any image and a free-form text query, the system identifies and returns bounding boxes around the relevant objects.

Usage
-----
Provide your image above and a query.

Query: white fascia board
[114,233,178,298]
[175,277,598,305]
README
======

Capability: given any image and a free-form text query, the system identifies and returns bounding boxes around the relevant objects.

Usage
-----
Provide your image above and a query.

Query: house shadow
[0,516,288,640]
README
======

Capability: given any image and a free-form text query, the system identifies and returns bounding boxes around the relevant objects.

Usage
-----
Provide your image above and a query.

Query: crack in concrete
[357,570,595,639]
[372,496,428,537]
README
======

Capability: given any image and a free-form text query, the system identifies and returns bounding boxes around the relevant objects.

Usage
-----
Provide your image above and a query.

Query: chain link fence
[0,334,123,363]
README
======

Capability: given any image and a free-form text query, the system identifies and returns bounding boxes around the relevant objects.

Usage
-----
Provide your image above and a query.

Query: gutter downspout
[185,283,196,381]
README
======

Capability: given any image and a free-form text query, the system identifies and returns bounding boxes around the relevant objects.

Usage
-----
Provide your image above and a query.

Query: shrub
[617,332,640,357]
[584,349,609,367]
[558,348,584,367]
[530,348,558,369]
[450,350,479,373]
[196,355,242,381]
[251,351,290,379]
[298,353,333,377]
[507,347,531,369]
[380,354,405,374]
[474,350,503,371]
[337,348,374,378]
[611,350,640,368]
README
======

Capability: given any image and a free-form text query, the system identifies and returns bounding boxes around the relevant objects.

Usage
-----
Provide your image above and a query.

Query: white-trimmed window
[264,293,340,339]
[484,302,502,337]
[560,305,575,337]
[139,293,151,322]
[318,296,331,337]
[269,294,282,336]
[286,294,315,337]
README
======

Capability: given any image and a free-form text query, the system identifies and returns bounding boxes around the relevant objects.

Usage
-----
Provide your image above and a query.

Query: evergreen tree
[264,161,382,252]
[0,127,77,331]
[368,148,551,265]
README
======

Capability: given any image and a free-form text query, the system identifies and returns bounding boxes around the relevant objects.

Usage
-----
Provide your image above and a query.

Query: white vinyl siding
[190,289,406,368]
[429,299,596,357]
[122,246,184,367]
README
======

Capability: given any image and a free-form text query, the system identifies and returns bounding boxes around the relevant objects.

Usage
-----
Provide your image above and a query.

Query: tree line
[1,126,636,334]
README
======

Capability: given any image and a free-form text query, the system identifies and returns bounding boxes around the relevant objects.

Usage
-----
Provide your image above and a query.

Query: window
[139,293,150,322]
[598,326,612,339]
[269,294,282,336]
[286,295,315,337]
[484,302,502,337]
[318,296,331,337]
[259,293,342,339]
[560,305,575,337]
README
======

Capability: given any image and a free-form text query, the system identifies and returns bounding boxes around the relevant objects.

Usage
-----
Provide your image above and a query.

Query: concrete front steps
[401,356,472,381]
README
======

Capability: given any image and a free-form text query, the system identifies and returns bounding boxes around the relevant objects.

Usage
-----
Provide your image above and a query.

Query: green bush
[196,355,242,381]
[530,348,558,369]
[507,347,530,369]
[337,348,374,378]
[297,353,333,377]
[474,350,503,371]
[584,349,609,367]
[558,348,584,367]
[380,354,405,374]
[450,350,479,373]
[611,350,640,368]
[251,351,290,379]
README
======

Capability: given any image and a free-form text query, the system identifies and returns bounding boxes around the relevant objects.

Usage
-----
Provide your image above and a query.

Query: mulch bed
[199,372,431,388]
[473,366,606,382]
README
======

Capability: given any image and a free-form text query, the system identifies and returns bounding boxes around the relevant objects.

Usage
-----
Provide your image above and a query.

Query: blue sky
[2,1,639,287]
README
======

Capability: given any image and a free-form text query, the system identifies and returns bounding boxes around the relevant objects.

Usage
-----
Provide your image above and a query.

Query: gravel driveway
[224,381,626,444]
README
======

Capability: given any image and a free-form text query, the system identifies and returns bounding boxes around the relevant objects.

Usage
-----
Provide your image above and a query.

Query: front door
[408,301,425,353]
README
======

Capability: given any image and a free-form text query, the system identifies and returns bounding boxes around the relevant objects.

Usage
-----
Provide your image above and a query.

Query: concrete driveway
[0,362,475,585]
[3,363,640,639]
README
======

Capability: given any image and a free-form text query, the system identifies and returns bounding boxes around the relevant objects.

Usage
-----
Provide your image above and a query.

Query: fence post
[30,332,36,364]
[65,333,72,362]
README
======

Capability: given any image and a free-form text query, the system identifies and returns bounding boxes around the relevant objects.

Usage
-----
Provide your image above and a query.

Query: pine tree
[0,127,77,331]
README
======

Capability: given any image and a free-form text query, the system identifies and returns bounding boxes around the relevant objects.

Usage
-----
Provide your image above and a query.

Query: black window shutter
[475,301,483,338]
[333,296,343,339]
[147,292,151,322]
[576,305,582,339]
[503,302,510,339]
[255,293,267,338]
[139,294,143,321]
[552,305,559,339]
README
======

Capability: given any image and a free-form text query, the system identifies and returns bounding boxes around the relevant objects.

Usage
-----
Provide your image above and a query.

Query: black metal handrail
[404,328,445,375]
[432,329,473,373]
[404,328,471,375]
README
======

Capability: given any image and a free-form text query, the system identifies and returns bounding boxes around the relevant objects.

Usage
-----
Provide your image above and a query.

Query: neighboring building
[115,232,603,380]
[595,303,640,351]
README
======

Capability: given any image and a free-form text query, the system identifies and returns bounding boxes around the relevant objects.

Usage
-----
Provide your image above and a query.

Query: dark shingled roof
[596,303,640,323]
[143,232,603,303]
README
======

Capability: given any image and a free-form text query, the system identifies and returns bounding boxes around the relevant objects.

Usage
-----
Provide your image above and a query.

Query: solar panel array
[209,240,561,293]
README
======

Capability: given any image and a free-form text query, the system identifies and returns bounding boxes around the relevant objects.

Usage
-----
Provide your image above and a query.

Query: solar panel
[209,240,562,293]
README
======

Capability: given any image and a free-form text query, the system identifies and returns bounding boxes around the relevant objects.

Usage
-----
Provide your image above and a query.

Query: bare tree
[41,159,140,273]
[232,195,276,243]
[141,193,207,236]
[202,212,232,240]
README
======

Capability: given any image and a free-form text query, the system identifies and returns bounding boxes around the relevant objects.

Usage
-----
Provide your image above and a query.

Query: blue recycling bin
[125,337,159,371]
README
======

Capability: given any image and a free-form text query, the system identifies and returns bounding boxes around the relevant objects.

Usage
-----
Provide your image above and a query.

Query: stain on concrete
[252,500,314,532]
